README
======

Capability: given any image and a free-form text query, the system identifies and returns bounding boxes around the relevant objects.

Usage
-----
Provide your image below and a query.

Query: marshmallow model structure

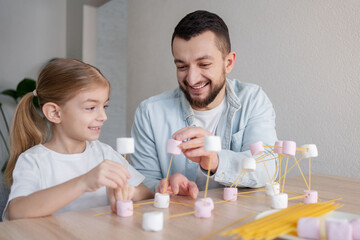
[204,136,221,152]
[271,193,288,209]
[154,193,170,209]
[166,139,182,155]
[116,200,133,217]
[142,212,164,231]
[241,158,256,172]
[301,144,318,158]
[116,137,135,154]
[326,219,352,240]
[223,188,238,201]
[304,190,318,204]
[249,141,264,156]
[352,218,360,240]
[194,198,214,218]
[282,141,296,156]
[274,141,283,154]
[265,182,280,196]
[297,217,320,240]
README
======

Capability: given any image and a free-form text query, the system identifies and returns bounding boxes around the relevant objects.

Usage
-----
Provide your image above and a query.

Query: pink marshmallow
[304,190,318,204]
[116,200,133,217]
[274,141,283,154]
[166,139,182,155]
[326,219,352,240]
[297,217,320,240]
[249,141,264,156]
[352,218,360,240]
[223,188,238,201]
[194,198,214,218]
[282,141,296,156]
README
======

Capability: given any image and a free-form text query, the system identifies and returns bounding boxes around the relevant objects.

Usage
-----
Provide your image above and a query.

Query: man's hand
[156,173,198,199]
[173,126,219,172]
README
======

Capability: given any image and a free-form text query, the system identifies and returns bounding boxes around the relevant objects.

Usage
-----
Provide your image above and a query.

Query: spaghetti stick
[169,201,194,207]
[271,155,282,183]
[281,156,289,193]
[237,189,268,195]
[288,195,307,200]
[131,209,143,216]
[203,154,212,200]
[165,211,196,219]
[256,157,278,163]
[230,169,245,188]
[123,154,127,199]
[293,155,310,190]
[234,171,247,188]
[263,162,275,194]
[276,155,305,183]
[255,151,273,161]
[236,195,269,200]
[162,154,174,194]
[284,190,303,196]
[93,211,112,217]
[133,201,155,207]
[179,142,203,148]
[199,212,256,240]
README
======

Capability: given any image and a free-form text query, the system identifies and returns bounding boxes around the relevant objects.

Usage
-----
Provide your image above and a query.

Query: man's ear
[42,102,62,124]
[224,51,236,74]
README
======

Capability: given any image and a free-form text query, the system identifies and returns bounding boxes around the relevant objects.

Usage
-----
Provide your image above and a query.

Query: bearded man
[130,10,277,198]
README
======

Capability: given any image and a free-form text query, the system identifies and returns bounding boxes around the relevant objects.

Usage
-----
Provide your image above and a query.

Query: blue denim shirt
[131,79,277,192]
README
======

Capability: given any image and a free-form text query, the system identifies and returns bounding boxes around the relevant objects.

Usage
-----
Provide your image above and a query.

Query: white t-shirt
[193,97,227,190]
[2,140,144,221]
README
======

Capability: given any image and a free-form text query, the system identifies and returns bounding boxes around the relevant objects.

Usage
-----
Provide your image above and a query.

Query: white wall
[127,0,360,178]
[0,0,66,167]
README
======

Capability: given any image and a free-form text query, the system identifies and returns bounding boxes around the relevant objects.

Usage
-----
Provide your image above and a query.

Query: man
[131,10,277,198]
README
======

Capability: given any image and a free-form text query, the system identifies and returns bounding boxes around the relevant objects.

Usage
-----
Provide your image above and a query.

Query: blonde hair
[4,58,110,187]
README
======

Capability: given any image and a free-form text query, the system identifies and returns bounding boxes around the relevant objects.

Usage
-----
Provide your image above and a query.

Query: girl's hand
[108,185,136,213]
[82,160,130,192]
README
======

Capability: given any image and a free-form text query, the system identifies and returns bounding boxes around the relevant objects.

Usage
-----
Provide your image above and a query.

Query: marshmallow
[249,141,264,156]
[116,138,135,154]
[223,188,238,201]
[274,141,283,154]
[265,182,280,196]
[301,144,318,158]
[204,136,222,152]
[304,190,318,204]
[282,141,296,156]
[142,212,164,231]
[166,139,182,155]
[271,193,288,209]
[326,219,352,240]
[297,217,321,240]
[194,198,214,218]
[116,200,133,217]
[154,193,170,209]
[241,158,256,172]
[351,218,360,240]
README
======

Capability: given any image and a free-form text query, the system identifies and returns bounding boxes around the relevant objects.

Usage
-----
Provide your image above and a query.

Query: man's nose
[186,66,202,86]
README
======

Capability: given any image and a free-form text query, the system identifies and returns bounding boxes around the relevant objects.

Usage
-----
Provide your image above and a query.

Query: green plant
[0,78,37,172]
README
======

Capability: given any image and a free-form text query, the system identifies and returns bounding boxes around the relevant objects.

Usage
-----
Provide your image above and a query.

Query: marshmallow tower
[116,137,135,154]
[204,136,221,152]
[166,139,182,155]
[116,200,133,217]
[154,193,170,209]
[194,198,214,218]
[271,193,288,209]
[223,188,238,201]
[297,217,321,240]
[142,212,164,231]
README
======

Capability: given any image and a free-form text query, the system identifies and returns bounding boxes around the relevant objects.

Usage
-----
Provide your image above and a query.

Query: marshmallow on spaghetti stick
[154,193,170,209]
[116,137,135,154]
[142,212,164,231]
[166,139,182,155]
[304,190,318,204]
[194,198,214,218]
[116,200,133,217]
[223,188,238,201]
[242,157,256,172]
[204,136,221,152]
[271,193,288,209]
[301,144,318,158]
[249,141,264,156]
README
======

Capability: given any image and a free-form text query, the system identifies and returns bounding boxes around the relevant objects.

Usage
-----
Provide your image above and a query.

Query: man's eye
[104,105,109,110]
[177,65,186,70]
[200,63,211,67]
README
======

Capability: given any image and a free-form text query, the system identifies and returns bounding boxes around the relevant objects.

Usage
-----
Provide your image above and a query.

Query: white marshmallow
[271,193,288,209]
[116,138,135,154]
[301,144,318,158]
[241,158,256,172]
[142,212,164,231]
[154,193,170,208]
[204,136,222,152]
[265,183,280,196]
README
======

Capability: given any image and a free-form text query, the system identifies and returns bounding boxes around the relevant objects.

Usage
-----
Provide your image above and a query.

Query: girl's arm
[8,160,129,220]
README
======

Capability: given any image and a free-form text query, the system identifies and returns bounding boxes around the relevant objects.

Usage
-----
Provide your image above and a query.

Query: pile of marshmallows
[115,136,222,232]
[226,140,318,209]
[297,217,360,240]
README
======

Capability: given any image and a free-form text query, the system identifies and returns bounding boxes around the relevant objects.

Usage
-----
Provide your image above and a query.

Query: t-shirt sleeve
[2,153,42,221]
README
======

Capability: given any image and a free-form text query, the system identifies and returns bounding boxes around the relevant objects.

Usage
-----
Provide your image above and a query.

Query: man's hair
[171,10,231,57]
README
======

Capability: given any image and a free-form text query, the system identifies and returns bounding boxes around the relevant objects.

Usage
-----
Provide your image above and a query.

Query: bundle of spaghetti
[222,200,341,240]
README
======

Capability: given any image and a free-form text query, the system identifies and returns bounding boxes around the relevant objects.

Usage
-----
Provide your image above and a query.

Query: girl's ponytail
[4,92,49,187]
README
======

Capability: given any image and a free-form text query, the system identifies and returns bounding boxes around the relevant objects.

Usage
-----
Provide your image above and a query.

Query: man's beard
[179,75,226,109]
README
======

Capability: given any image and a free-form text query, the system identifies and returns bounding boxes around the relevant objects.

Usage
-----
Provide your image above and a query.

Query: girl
[2,58,153,221]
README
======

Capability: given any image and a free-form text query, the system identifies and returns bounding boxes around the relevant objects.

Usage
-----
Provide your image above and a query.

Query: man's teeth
[191,83,207,89]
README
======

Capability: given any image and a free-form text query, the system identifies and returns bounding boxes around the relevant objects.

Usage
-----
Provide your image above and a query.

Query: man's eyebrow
[174,55,214,64]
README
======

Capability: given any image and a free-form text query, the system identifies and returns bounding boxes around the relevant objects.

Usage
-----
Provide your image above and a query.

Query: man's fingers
[188,181,199,199]
[172,126,211,141]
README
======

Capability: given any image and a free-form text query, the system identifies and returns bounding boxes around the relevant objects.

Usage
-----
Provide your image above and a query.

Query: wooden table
[0,174,359,239]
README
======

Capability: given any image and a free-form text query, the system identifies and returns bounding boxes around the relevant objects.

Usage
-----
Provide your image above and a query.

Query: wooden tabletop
[0,174,359,240]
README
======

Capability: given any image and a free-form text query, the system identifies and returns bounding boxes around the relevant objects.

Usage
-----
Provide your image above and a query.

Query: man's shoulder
[138,88,181,109]
[227,79,261,94]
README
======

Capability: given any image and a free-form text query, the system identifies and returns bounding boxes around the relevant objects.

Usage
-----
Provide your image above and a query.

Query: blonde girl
[3,58,153,220]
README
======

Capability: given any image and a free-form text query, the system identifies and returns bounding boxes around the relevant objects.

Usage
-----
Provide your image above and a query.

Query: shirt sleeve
[130,104,162,192]
[214,86,278,188]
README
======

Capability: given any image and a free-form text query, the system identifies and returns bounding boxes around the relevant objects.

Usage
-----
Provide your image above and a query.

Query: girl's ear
[42,102,62,124]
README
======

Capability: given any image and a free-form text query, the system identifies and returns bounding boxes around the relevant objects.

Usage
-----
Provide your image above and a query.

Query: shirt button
[219,172,225,179]
[188,159,192,164]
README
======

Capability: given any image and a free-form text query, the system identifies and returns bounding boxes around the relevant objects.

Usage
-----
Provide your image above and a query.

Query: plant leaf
[1,89,18,101]
[16,78,36,98]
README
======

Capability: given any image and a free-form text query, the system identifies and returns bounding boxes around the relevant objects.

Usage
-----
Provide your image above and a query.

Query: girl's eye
[86,107,95,111]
